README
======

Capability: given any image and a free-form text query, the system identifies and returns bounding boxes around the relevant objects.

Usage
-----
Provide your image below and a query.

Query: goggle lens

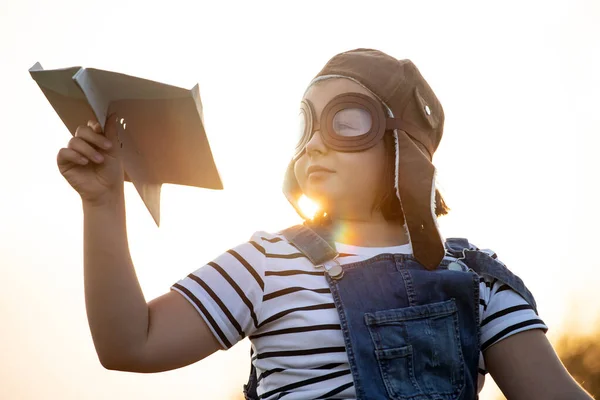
[332,108,372,137]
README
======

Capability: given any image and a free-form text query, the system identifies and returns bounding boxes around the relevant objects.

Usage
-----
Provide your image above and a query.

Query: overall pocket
[364,299,465,400]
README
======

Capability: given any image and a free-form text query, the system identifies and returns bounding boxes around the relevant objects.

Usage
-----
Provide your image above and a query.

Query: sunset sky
[1,1,599,399]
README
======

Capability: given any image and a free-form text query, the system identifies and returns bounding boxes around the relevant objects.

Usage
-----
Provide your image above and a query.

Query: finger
[57,147,89,166]
[68,137,105,164]
[87,120,102,134]
[75,124,113,152]
[103,113,119,145]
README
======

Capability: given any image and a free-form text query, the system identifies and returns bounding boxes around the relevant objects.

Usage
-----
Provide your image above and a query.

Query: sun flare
[298,195,320,219]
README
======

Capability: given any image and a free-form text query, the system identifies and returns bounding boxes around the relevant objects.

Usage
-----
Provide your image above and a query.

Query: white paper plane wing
[30,63,223,226]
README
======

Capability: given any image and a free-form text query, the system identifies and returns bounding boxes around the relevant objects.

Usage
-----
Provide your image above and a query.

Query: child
[57,49,592,399]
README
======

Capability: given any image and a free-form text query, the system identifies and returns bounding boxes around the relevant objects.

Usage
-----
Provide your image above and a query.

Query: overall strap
[445,237,538,313]
[280,222,339,266]
[444,237,474,258]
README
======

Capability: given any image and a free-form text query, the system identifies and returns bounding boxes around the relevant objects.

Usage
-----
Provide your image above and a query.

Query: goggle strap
[386,118,432,159]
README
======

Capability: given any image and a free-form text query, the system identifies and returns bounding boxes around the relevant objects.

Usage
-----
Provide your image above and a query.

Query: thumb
[103,113,120,150]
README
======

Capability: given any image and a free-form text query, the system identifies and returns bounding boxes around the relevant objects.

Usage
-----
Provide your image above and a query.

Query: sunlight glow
[298,195,320,219]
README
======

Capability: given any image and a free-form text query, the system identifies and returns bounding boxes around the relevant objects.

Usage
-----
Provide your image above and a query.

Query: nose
[304,129,328,157]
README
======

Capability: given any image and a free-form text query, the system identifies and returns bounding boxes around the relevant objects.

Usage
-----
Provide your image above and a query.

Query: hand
[57,115,124,206]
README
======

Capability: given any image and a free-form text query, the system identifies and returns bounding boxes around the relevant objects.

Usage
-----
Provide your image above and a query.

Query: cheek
[293,156,308,188]
[339,146,386,188]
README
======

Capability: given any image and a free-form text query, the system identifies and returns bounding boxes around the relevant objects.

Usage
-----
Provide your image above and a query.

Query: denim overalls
[243,223,538,400]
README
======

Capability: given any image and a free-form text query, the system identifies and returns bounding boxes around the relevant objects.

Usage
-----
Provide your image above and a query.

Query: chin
[304,190,334,210]
[305,190,327,204]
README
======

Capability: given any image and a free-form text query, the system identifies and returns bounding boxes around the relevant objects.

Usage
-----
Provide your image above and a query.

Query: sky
[1,0,599,399]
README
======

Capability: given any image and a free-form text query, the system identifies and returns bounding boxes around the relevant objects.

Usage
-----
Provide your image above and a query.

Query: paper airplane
[29,63,223,225]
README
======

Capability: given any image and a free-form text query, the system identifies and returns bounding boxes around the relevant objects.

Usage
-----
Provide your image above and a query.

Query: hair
[373,132,450,225]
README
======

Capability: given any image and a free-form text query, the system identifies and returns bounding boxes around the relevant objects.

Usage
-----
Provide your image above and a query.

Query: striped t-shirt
[171,231,547,399]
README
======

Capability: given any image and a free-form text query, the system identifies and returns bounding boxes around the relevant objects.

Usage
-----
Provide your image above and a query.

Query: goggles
[294,92,426,160]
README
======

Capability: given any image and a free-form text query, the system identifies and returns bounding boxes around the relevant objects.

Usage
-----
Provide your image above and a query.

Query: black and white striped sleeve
[479,277,548,353]
[170,235,266,350]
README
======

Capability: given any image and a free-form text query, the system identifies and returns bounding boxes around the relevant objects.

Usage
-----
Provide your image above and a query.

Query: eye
[333,121,354,130]
[332,108,372,136]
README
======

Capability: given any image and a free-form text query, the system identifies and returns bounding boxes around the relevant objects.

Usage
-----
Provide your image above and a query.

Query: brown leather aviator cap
[284,48,446,270]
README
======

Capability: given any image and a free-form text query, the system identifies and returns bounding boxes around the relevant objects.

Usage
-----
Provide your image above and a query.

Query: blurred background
[1,0,599,398]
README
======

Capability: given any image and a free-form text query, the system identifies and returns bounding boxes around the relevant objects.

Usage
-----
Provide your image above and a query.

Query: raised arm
[58,118,221,372]
[82,196,222,372]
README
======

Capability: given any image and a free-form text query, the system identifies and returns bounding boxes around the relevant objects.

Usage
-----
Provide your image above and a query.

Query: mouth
[307,165,335,176]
